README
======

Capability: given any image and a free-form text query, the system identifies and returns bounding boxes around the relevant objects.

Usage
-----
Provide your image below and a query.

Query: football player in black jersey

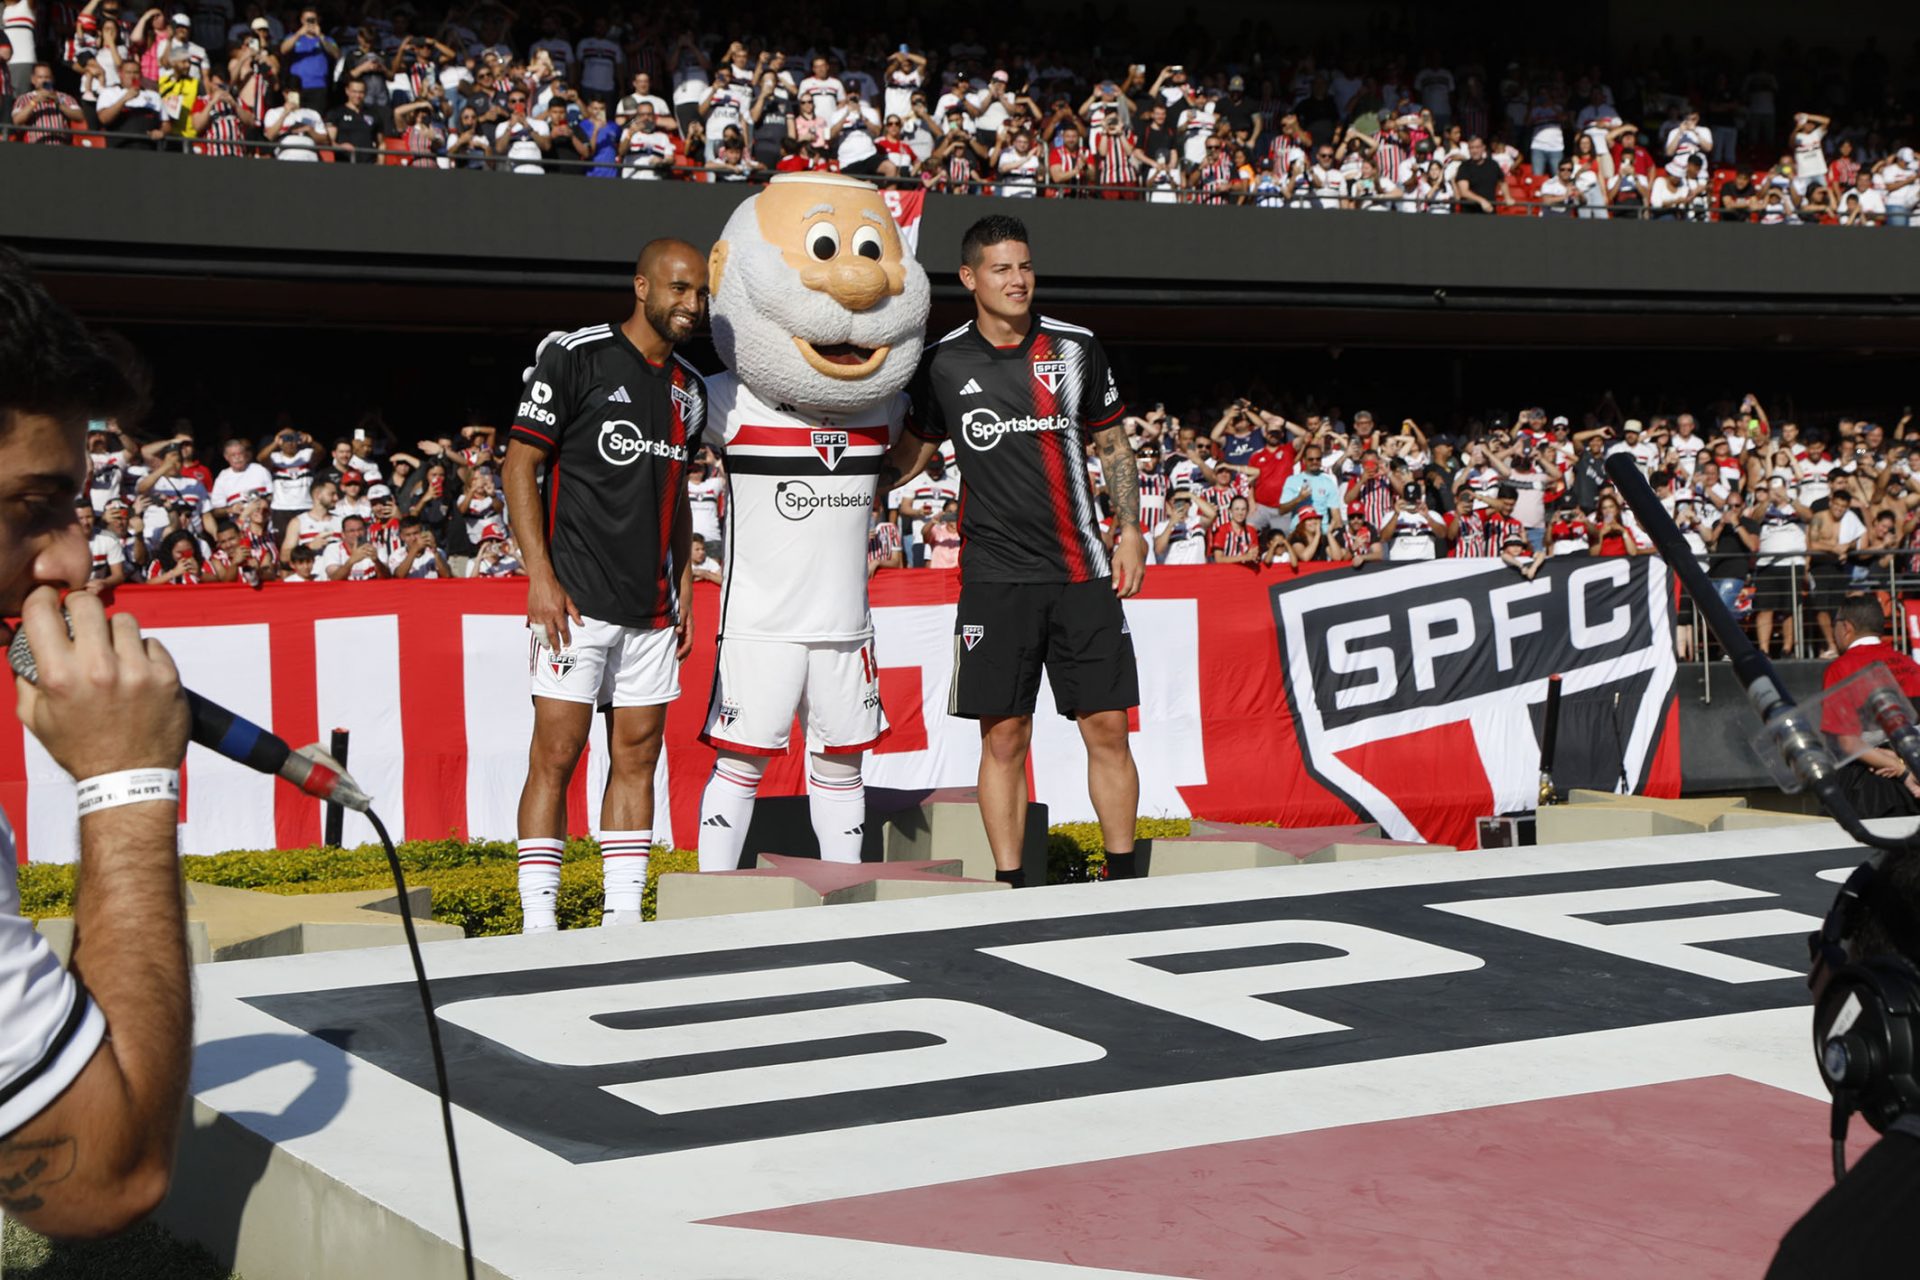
[892,215,1145,883]
[504,239,709,931]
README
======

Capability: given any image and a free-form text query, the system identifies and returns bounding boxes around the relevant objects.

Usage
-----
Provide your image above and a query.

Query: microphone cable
[365,806,476,1280]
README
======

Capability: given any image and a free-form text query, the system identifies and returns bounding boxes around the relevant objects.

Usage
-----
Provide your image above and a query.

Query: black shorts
[950,579,1139,720]
[1752,563,1802,611]
[840,153,884,176]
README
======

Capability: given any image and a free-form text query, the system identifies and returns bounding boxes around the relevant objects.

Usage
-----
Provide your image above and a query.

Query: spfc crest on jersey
[811,430,849,470]
[718,700,741,729]
[962,624,985,651]
[1032,359,1068,394]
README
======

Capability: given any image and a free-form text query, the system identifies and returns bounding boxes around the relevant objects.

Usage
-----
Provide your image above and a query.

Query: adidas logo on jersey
[702,814,731,828]
[606,385,632,403]
[958,378,983,395]
[844,825,863,837]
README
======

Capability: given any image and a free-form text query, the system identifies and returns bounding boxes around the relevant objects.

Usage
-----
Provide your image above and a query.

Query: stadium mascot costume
[693,173,932,872]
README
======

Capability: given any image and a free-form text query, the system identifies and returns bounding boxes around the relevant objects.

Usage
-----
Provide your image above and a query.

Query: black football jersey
[910,316,1126,584]
[510,323,707,628]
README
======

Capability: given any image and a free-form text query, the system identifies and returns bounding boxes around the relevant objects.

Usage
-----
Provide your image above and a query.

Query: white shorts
[529,615,680,708]
[701,636,888,756]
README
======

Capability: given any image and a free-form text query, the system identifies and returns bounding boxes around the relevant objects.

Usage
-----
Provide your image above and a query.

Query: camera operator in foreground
[0,248,193,1236]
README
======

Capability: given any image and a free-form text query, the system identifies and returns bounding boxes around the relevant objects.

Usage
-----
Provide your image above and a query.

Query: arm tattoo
[1097,426,1139,528]
[0,1137,76,1214]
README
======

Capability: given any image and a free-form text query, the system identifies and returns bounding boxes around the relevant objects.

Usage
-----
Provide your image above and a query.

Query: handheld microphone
[8,626,372,813]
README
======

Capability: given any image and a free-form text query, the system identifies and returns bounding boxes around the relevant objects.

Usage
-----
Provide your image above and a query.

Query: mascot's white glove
[523,330,568,384]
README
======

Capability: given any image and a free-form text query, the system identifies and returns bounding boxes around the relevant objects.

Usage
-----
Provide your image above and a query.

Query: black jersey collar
[968,317,1041,360]
[616,324,674,378]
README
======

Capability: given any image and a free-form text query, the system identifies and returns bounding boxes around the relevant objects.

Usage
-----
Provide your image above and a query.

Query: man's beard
[644,296,685,345]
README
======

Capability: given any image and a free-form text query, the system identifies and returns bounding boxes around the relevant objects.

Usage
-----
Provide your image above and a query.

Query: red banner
[5,562,1679,863]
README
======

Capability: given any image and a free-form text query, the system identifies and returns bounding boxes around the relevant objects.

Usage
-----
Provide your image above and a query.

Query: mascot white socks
[695,174,931,874]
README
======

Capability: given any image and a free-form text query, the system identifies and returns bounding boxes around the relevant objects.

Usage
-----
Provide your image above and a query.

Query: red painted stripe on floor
[707,1076,1868,1280]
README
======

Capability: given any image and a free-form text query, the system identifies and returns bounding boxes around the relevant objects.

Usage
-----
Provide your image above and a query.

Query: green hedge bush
[20,819,1193,937]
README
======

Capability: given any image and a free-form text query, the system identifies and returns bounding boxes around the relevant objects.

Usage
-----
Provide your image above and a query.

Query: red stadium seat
[383,135,407,167]
[73,131,106,149]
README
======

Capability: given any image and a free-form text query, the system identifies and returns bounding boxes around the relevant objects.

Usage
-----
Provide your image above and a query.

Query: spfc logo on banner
[1268,557,1676,841]
[962,624,985,651]
[812,430,849,470]
[1031,359,1068,395]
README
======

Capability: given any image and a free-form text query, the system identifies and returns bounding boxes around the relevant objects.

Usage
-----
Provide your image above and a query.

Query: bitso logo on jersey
[1270,556,1677,840]
[518,379,557,426]
[962,624,985,650]
[811,430,849,469]
[1032,359,1069,394]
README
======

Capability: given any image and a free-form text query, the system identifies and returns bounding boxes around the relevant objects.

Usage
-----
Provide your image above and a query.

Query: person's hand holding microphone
[14,586,188,788]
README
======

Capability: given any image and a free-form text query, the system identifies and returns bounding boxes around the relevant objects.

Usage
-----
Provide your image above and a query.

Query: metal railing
[4,128,1885,222]
[1684,550,1916,705]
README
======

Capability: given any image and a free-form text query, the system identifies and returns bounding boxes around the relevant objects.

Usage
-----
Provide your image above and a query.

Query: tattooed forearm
[1097,427,1139,529]
[0,1137,76,1214]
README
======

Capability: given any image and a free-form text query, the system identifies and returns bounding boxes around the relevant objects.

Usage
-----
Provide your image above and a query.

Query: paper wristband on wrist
[74,769,180,818]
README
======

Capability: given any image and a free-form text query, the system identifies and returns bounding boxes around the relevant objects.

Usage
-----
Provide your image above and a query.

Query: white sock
[698,755,763,871]
[599,829,651,913]
[517,837,564,931]
[808,753,866,864]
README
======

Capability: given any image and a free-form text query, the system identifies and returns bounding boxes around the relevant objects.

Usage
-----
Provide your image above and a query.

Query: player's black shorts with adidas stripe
[950,579,1138,720]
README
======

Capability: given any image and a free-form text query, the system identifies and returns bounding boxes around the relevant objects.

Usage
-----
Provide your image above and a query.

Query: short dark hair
[0,246,139,436]
[960,215,1030,269]
[1495,483,1517,501]
[1838,595,1886,637]
[398,516,422,532]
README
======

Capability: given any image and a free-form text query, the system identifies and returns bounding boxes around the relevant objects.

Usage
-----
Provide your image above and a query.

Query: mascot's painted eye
[851,225,885,260]
[805,220,840,261]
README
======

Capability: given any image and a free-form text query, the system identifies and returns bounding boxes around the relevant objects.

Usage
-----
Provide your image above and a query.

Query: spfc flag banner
[2,563,1678,864]
[1271,556,1680,844]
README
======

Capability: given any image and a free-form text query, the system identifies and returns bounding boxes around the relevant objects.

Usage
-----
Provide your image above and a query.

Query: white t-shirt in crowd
[799,74,844,119]
[620,126,674,178]
[211,462,272,509]
[264,104,324,159]
[1792,126,1826,180]
[687,474,725,542]
[996,146,1043,195]
[495,117,550,173]
[1152,517,1210,565]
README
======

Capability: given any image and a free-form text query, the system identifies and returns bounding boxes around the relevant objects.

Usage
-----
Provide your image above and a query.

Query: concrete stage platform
[164,824,1885,1280]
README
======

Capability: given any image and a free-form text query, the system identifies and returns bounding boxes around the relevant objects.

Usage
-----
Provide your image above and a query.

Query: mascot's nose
[822,257,890,312]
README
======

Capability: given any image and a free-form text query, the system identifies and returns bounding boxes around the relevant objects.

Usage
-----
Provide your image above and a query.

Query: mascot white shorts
[529,616,680,708]
[700,636,888,755]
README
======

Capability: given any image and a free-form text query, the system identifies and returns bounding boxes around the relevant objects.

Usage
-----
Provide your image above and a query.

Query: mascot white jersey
[696,174,931,871]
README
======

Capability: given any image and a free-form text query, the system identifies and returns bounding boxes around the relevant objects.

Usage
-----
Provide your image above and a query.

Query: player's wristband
[74,769,180,818]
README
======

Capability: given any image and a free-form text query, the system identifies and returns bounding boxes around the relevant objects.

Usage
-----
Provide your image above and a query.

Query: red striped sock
[600,829,651,912]
[517,836,565,930]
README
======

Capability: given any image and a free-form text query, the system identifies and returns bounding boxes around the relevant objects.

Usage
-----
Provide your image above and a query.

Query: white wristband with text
[73,769,180,818]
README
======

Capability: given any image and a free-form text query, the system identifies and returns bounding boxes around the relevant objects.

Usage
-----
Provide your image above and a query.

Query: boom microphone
[8,626,372,813]
[1601,452,1917,854]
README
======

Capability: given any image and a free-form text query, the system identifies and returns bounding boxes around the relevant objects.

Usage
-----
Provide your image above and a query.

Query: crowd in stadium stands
[71,385,1914,659]
[78,418,523,584]
[3,2,1917,220]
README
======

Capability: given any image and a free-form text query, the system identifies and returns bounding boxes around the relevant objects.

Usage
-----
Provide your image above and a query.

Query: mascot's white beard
[711,234,930,416]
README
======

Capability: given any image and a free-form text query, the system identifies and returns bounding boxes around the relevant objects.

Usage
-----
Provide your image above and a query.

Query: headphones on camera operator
[1807,854,1920,1176]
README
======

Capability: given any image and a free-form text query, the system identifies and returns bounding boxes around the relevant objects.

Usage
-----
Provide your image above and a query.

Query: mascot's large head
[709,173,930,416]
